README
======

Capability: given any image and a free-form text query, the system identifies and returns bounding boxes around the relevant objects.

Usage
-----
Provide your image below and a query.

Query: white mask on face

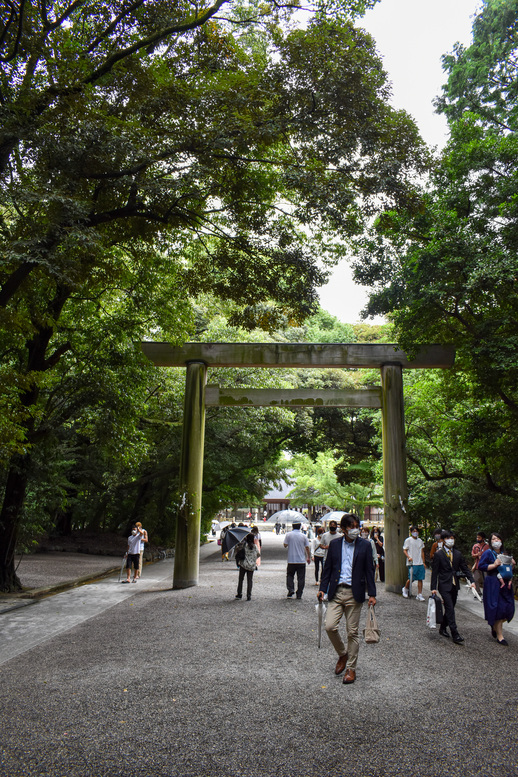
[411,531,418,538]
[444,538,455,548]
[346,528,360,539]
[132,529,138,535]
[492,540,502,550]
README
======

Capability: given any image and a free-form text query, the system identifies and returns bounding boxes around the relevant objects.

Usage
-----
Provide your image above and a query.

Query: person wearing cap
[283,522,311,599]
[431,529,476,644]
[318,513,376,685]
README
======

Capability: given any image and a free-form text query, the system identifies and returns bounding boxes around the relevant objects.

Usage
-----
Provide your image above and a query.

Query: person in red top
[471,531,490,595]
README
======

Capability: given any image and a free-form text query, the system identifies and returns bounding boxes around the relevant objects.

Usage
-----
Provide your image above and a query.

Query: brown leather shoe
[342,668,356,684]
[334,654,348,675]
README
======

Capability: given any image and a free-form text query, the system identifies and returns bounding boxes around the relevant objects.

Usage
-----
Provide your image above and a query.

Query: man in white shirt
[402,526,426,600]
[284,522,311,599]
[124,525,146,583]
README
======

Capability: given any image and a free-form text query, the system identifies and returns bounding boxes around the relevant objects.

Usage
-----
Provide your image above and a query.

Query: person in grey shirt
[321,520,341,560]
[284,522,311,599]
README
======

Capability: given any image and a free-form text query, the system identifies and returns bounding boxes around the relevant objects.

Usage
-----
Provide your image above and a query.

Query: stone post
[173,361,207,589]
[381,364,409,593]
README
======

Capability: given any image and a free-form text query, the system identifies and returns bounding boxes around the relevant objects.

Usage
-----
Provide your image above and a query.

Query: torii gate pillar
[173,361,207,589]
[381,364,409,592]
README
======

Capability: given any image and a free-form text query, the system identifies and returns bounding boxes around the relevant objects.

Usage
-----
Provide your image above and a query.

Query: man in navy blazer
[318,513,376,684]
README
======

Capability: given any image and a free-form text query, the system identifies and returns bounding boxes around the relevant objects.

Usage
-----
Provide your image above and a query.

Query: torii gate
[141,342,455,593]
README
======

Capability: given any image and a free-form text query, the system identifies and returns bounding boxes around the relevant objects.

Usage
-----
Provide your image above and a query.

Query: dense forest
[1,0,517,590]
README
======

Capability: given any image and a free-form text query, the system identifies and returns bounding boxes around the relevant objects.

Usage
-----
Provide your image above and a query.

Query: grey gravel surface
[14,552,121,589]
[1,533,517,777]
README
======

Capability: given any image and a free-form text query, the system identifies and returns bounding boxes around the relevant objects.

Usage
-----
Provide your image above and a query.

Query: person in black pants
[431,530,477,644]
[371,527,384,582]
[235,534,260,601]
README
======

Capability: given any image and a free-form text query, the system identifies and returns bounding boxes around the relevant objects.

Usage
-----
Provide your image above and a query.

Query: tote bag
[363,605,380,643]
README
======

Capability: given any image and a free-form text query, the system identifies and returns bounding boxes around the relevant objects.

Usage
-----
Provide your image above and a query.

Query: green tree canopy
[0,0,426,589]
[352,0,518,542]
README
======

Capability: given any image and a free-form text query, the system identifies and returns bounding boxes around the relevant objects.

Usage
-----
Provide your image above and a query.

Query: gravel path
[1,533,517,777]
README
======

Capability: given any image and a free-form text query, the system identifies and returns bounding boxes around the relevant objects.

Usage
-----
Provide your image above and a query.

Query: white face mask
[492,540,502,550]
[444,538,455,548]
[346,528,360,539]
[131,529,138,535]
[411,532,418,538]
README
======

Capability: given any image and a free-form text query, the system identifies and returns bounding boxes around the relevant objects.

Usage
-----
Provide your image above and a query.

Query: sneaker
[416,593,425,601]
[402,587,408,598]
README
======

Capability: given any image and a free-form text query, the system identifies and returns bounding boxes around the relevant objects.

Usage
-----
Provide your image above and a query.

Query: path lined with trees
[1,0,517,591]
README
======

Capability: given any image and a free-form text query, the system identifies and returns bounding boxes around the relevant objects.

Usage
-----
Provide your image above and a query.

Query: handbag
[426,596,436,629]
[363,604,380,643]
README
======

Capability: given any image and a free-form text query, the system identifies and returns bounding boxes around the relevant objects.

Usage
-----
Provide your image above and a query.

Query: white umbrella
[265,509,306,523]
[216,520,231,529]
[322,511,346,522]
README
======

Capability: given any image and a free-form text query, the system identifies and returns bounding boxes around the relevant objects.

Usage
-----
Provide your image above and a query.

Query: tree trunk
[0,454,31,592]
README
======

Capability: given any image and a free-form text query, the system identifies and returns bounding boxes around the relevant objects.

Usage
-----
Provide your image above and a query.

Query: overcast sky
[318,0,483,324]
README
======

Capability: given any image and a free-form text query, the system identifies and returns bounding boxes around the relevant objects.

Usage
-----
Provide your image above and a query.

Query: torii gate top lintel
[141,342,455,370]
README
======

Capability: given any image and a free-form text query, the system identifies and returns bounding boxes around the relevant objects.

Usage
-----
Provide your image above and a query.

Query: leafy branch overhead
[0,0,424,590]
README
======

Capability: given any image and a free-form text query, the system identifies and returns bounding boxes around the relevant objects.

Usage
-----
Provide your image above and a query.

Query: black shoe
[452,634,464,644]
[439,628,450,638]
[287,592,294,598]
[296,594,302,599]
[235,594,242,599]
[497,638,509,646]
[246,595,251,600]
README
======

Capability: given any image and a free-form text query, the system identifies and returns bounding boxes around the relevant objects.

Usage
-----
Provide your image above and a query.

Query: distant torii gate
[141,342,455,593]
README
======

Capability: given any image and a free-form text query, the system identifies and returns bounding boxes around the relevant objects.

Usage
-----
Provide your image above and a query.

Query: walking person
[471,531,489,595]
[431,530,477,644]
[429,529,443,563]
[361,526,378,576]
[402,525,426,600]
[320,519,340,560]
[135,521,148,580]
[318,513,376,685]
[311,526,326,585]
[478,532,515,645]
[371,527,385,582]
[235,533,260,601]
[124,524,145,583]
[251,525,262,567]
[284,521,311,599]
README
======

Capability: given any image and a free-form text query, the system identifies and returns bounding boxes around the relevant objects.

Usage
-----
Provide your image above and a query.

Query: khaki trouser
[325,585,363,671]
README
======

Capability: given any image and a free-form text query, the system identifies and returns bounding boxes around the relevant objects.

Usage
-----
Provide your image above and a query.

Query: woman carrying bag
[235,533,260,601]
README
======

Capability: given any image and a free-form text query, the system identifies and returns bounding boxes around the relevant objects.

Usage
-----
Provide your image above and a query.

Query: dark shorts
[126,553,140,571]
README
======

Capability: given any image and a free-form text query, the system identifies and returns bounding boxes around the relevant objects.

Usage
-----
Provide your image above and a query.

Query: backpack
[235,540,246,562]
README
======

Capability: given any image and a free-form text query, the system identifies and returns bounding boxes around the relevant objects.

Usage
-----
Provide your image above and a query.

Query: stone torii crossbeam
[141,342,455,593]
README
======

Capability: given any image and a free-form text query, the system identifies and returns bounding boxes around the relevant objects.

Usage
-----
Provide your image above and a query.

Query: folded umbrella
[315,600,327,648]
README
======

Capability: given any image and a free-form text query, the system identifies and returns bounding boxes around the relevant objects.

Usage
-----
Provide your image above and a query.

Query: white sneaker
[402,587,408,598]
[416,593,425,601]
